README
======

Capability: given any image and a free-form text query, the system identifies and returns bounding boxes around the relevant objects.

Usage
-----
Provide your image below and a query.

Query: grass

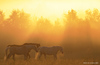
[0,59,82,65]
[0,43,100,65]
[0,57,99,65]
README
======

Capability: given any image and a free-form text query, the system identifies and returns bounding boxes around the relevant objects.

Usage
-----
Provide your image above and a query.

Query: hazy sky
[0,0,100,20]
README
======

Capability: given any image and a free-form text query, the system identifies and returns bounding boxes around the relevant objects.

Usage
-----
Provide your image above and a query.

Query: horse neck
[59,47,63,52]
[25,45,34,50]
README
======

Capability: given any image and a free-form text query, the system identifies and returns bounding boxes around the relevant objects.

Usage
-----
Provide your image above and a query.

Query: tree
[63,9,78,44]
[0,10,4,23]
[64,9,78,23]
[3,10,20,29]
[5,10,31,30]
[85,8,100,22]
[0,10,5,27]
[36,16,52,33]
[19,10,31,29]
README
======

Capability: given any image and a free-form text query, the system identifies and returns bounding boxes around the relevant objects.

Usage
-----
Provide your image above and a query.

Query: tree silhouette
[63,9,78,45]
[5,10,31,29]
[0,10,5,28]
[1,9,32,41]
[0,10,4,24]
[85,8,100,62]
[19,10,31,29]
[54,18,63,34]
[36,16,52,33]
[85,9,100,40]
[3,10,20,29]
[86,9,100,22]
[67,9,77,22]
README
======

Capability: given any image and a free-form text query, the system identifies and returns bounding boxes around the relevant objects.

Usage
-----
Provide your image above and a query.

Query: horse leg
[39,53,42,59]
[12,54,15,61]
[24,55,27,60]
[7,53,13,60]
[53,54,57,60]
[26,54,29,60]
[44,54,46,59]
[24,54,28,60]
[28,53,30,59]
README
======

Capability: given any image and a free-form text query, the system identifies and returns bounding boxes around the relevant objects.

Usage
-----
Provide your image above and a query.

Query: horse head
[25,45,38,52]
[59,46,63,54]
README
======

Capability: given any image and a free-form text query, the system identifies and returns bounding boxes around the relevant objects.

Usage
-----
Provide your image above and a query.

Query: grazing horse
[5,44,38,61]
[37,46,63,59]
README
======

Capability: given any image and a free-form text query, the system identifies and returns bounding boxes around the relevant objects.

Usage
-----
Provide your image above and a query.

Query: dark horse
[5,43,40,61]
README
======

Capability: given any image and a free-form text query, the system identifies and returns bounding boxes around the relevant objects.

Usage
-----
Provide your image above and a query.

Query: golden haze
[0,0,100,62]
[0,0,100,21]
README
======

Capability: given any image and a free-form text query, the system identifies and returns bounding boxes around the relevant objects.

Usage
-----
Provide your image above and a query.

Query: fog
[0,9,100,59]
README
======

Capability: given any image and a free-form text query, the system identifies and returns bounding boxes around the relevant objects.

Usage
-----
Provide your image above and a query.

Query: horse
[6,43,40,59]
[5,44,38,61]
[37,46,63,59]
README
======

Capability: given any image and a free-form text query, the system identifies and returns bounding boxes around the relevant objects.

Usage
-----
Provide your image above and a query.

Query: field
[0,58,99,65]
[0,1,100,65]
[0,49,100,65]
[0,42,100,65]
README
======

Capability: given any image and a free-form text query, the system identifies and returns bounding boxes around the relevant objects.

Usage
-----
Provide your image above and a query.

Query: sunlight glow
[0,0,100,21]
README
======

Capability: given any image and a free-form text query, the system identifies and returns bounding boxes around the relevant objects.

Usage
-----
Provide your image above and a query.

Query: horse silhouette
[37,46,63,59]
[5,43,39,61]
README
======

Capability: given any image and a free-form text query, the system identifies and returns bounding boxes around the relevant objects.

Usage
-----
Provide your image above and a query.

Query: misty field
[0,58,99,65]
[0,6,100,65]
[0,47,100,65]
[0,59,83,65]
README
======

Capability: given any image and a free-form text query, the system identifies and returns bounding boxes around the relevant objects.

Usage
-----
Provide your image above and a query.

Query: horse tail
[4,47,10,61]
[5,47,9,56]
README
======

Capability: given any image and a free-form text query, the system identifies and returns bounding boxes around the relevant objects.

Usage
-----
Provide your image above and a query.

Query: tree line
[0,8,100,45]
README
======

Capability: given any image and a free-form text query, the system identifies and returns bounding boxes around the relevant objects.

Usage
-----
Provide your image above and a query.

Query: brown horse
[37,46,63,59]
[5,43,40,61]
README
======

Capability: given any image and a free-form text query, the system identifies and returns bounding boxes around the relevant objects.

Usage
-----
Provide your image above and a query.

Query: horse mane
[7,43,40,47]
[23,43,40,46]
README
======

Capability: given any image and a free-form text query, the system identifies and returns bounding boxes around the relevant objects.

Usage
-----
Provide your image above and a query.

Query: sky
[0,0,100,21]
